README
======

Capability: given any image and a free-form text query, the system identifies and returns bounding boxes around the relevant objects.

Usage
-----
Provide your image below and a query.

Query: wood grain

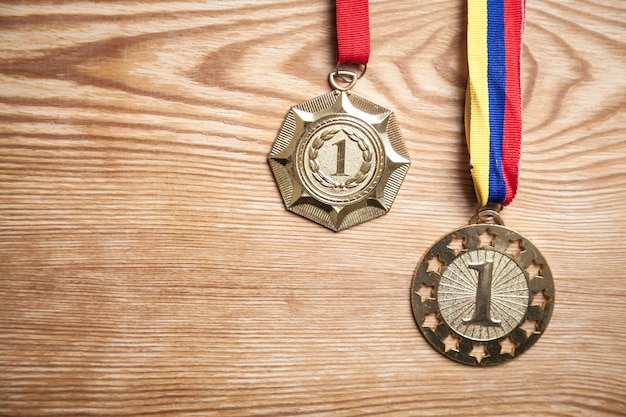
[1,0,625,415]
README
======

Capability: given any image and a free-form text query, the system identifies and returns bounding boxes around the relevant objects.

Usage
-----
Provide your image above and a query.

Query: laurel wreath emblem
[308,128,372,190]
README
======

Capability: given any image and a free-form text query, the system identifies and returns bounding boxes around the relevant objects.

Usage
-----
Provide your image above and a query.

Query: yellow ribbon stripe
[466,0,490,206]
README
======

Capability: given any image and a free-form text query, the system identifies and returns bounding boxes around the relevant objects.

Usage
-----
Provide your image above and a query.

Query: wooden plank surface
[1,0,625,415]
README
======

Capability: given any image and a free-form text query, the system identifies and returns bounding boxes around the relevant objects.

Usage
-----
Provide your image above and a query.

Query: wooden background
[1,0,625,415]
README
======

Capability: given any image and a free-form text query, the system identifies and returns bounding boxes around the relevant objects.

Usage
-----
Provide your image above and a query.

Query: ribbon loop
[336,0,370,66]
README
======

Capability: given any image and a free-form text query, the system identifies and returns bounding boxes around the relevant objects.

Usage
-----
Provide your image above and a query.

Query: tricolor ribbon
[466,0,525,206]
[336,0,370,66]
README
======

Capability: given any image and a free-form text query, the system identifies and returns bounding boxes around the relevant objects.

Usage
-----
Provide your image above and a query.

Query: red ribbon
[336,0,370,65]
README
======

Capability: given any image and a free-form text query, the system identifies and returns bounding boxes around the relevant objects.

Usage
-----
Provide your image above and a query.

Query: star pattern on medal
[527,261,552,311]
[469,343,488,363]
[531,289,551,308]
[478,229,496,248]
[506,238,524,258]
[422,313,441,332]
[526,260,542,279]
[447,235,466,255]
[520,318,540,338]
[442,333,461,353]
[268,91,410,231]
[426,255,445,274]
[499,337,519,356]
[415,283,435,302]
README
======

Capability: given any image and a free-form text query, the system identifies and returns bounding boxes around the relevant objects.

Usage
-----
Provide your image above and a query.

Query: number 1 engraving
[332,138,347,176]
[464,258,502,326]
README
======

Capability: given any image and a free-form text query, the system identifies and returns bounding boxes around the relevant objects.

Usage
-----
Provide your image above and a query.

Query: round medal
[411,220,554,366]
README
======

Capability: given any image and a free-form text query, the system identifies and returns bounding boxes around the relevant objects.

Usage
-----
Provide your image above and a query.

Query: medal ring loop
[335,63,367,80]
[470,207,504,225]
[329,70,359,91]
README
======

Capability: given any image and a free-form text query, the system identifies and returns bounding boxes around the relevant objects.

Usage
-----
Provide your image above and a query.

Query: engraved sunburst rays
[411,224,555,366]
[438,249,529,342]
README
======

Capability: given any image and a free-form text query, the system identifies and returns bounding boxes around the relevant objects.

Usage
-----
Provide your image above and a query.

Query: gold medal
[409,0,553,366]
[411,210,554,366]
[268,71,410,231]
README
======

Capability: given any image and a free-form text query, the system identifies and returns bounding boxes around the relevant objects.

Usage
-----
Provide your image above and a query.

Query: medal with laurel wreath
[308,128,372,191]
[267,0,410,231]
[268,73,410,231]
